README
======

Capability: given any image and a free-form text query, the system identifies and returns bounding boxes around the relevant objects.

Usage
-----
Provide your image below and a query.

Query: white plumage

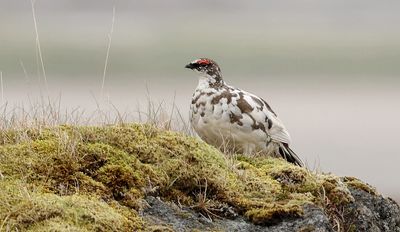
[185,58,302,166]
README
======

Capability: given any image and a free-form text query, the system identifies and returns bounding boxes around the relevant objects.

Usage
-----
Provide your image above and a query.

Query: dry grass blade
[19,60,30,84]
[101,3,116,96]
[30,0,48,92]
[189,179,223,221]
[0,71,3,104]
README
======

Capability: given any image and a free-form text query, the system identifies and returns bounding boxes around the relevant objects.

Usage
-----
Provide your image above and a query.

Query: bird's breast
[190,88,246,142]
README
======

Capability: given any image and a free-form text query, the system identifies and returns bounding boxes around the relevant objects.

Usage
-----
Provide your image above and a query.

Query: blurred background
[0,0,399,201]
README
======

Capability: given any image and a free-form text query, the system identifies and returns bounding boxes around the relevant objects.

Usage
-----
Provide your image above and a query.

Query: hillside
[0,124,399,231]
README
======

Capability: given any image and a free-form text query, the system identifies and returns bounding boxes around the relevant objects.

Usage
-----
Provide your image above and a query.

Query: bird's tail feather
[278,143,303,167]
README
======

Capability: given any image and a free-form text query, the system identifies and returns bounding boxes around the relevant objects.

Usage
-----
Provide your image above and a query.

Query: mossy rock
[0,180,142,231]
[0,123,367,230]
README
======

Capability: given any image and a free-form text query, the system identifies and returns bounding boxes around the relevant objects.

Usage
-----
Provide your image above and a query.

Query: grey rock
[143,197,332,232]
[142,188,400,232]
[345,188,400,232]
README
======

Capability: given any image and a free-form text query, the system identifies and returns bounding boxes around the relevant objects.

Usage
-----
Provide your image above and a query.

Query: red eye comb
[197,59,210,65]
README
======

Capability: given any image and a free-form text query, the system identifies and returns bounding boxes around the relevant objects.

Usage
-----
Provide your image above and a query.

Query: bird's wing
[231,89,292,145]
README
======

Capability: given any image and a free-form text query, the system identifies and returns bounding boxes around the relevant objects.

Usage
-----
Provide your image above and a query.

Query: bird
[185,58,303,166]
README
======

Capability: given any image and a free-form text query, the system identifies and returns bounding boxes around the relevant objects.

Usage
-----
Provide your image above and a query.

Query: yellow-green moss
[0,180,143,231]
[145,225,175,232]
[0,123,370,229]
[318,175,354,205]
[343,176,378,195]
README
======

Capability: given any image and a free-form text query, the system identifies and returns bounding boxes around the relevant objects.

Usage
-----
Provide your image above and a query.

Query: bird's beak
[185,63,195,69]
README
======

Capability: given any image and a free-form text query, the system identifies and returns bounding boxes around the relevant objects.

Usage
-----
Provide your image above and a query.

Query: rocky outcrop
[345,188,400,231]
[144,197,332,232]
[143,188,400,232]
[0,124,399,231]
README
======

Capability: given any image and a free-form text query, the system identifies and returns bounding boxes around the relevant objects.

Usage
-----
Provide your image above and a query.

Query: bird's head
[185,58,222,80]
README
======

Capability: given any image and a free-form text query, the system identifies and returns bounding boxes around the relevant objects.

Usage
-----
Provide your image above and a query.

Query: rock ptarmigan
[185,58,303,166]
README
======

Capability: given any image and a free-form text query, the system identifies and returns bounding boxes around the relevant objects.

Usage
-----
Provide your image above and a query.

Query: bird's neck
[197,72,224,89]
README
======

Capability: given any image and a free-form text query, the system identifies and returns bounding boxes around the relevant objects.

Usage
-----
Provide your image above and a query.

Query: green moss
[245,203,303,225]
[318,175,354,205]
[0,123,373,229]
[145,225,175,232]
[0,180,143,231]
[343,176,378,195]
